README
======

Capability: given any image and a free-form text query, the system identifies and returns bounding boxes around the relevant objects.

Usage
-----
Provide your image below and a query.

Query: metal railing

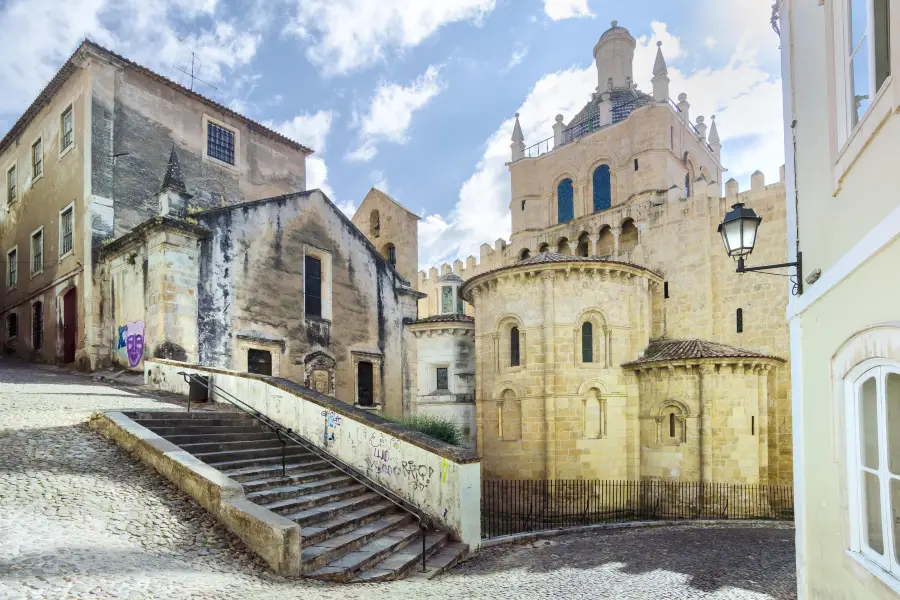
[524,136,553,158]
[668,98,715,153]
[481,479,794,539]
[179,371,432,572]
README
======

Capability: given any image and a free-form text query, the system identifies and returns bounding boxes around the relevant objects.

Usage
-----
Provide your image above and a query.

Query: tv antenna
[171,43,219,95]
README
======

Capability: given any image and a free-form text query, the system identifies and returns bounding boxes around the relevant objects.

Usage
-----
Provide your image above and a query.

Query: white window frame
[30,226,43,276]
[303,245,332,321]
[6,246,17,289]
[202,114,240,171]
[59,104,75,158]
[845,359,900,580]
[831,0,894,185]
[31,135,43,183]
[6,161,16,205]
[59,201,75,259]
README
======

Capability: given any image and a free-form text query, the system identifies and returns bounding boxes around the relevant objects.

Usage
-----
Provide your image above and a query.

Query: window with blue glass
[557,178,574,223]
[207,122,235,165]
[685,173,691,197]
[592,165,611,213]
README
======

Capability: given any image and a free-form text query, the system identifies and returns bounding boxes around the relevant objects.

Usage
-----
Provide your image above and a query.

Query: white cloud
[0,0,260,116]
[419,19,784,269]
[266,110,338,204]
[370,170,390,192]
[543,0,593,21]
[704,36,717,49]
[505,46,528,72]
[348,65,444,162]
[285,0,496,76]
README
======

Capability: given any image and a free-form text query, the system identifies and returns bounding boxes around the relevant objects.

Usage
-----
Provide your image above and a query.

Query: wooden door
[357,361,373,406]
[63,289,76,363]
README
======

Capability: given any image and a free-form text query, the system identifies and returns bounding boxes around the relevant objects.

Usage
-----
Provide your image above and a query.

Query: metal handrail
[524,136,553,158]
[178,371,431,572]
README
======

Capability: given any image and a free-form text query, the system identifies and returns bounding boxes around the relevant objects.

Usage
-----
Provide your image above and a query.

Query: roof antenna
[171,39,219,95]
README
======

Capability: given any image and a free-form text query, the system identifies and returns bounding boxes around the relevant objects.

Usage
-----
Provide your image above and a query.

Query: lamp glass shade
[718,203,762,258]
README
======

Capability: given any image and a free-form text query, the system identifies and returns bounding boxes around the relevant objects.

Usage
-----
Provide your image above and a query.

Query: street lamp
[717,202,803,295]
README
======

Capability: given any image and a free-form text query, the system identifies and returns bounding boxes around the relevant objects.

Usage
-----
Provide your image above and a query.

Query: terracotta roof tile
[622,338,784,368]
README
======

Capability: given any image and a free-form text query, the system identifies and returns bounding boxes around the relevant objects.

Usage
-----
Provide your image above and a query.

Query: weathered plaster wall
[197,191,417,416]
[352,188,420,288]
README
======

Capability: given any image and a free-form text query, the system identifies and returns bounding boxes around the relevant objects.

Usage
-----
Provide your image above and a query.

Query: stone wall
[352,188,420,288]
[196,191,418,417]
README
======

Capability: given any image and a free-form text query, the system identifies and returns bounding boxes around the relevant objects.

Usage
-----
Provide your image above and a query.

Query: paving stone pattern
[0,359,797,599]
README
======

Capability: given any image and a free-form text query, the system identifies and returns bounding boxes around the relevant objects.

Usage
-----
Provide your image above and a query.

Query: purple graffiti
[123,321,145,367]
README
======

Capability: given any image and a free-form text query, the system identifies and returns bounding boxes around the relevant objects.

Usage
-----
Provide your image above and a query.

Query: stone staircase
[129,411,467,582]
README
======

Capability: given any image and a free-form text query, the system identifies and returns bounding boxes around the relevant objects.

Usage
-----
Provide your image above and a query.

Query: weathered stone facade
[419,22,791,484]
[351,188,420,288]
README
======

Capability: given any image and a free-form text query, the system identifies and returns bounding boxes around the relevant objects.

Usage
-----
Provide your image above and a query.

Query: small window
[371,210,380,238]
[520,248,530,260]
[634,158,639,171]
[7,248,16,287]
[436,367,449,390]
[247,349,272,376]
[32,139,42,179]
[32,302,43,350]
[521,199,526,211]
[441,286,453,314]
[60,206,74,256]
[386,243,396,267]
[61,106,74,152]
[670,125,674,149]
[7,312,17,338]
[207,122,235,165]
[845,0,892,129]
[664,281,669,299]
[510,326,521,367]
[685,173,691,197]
[7,165,15,204]
[305,255,323,317]
[669,412,676,437]
[737,308,744,333]
[751,415,755,436]
[581,322,593,363]
[557,178,574,223]
[30,229,43,275]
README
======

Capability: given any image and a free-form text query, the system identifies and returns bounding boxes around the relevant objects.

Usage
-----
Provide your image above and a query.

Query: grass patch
[389,414,462,446]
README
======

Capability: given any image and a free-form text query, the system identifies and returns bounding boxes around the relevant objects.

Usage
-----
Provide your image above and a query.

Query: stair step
[285,493,384,527]
[177,438,284,454]
[398,542,469,582]
[246,476,353,502]
[142,425,268,437]
[261,484,368,515]
[210,454,323,472]
[351,532,450,583]
[135,418,257,430]
[193,445,309,465]
[306,523,424,582]
[164,432,279,445]
[222,459,330,482]
[301,513,413,572]
[128,411,249,421]
[299,502,399,546]
[239,467,343,492]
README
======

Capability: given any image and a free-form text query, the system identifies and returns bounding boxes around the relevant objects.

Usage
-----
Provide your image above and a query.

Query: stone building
[0,40,309,368]
[351,187,420,288]
[419,21,792,485]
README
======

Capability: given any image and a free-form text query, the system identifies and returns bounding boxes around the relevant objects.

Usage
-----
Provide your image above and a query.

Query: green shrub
[389,414,462,446]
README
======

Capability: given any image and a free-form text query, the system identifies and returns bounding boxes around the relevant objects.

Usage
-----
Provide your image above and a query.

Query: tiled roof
[411,314,474,324]
[566,87,653,130]
[438,273,463,282]
[622,339,784,368]
[1,40,313,157]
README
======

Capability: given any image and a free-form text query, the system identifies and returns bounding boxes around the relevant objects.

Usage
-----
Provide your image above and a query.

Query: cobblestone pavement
[0,359,797,599]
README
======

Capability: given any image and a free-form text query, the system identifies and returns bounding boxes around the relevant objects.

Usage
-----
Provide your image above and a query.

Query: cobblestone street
[0,359,797,599]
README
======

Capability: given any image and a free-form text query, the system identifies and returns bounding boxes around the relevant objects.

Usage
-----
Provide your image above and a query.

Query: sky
[0,0,784,271]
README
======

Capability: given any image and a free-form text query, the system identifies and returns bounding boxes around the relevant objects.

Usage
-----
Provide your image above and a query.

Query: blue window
[207,122,235,165]
[685,173,691,197]
[557,178,574,223]
[592,165,611,212]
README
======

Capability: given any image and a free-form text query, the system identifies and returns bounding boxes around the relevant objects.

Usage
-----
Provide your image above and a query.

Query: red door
[63,289,76,363]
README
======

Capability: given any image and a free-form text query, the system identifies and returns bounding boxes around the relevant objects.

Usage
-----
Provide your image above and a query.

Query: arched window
[669,413,676,437]
[370,210,380,238]
[557,237,570,255]
[583,388,606,439]
[384,243,396,267]
[510,327,521,367]
[538,243,550,253]
[596,226,614,258]
[520,248,530,260]
[619,219,639,255]
[685,172,691,198]
[577,232,590,257]
[592,165,611,212]
[557,178,574,223]
[500,389,522,441]
[581,322,593,363]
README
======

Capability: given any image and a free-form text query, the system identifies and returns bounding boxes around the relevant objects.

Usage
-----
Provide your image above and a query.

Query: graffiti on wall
[117,321,145,368]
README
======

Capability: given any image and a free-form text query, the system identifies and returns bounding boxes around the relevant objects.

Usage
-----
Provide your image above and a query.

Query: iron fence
[481,479,794,539]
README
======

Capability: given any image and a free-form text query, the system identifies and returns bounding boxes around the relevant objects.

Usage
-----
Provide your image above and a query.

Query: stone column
[611,227,621,258]
[698,363,715,483]
[588,233,599,257]
[758,365,770,484]
[568,241,579,256]
[541,270,557,480]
